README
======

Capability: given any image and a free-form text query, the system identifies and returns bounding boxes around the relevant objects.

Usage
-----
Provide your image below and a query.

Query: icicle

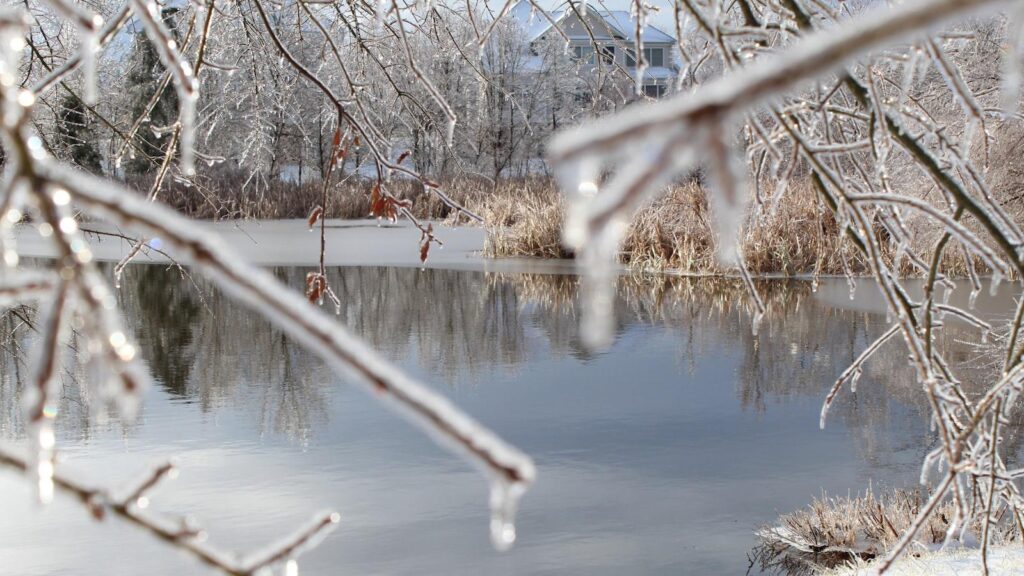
[850,368,862,394]
[489,479,526,552]
[990,270,1003,297]
[82,30,98,105]
[848,278,857,301]
[0,188,25,268]
[895,241,907,268]
[811,277,819,293]
[768,176,789,217]
[920,447,942,485]
[558,157,600,249]
[578,220,624,351]
[963,116,979,159]
[180,91,197,176]
[969,287,980,310]
[1001,3,1024,117]
[445,117,455,148]
[751,310,764,336]
[707,135,749,267]
[899,46,921,110]
[375,0,387,32]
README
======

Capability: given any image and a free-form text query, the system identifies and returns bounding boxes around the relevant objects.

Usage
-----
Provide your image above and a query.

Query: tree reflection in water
[1,265,1015,460]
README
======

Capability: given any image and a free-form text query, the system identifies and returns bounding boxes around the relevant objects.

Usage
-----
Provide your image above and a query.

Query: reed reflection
[2,265,1009,452]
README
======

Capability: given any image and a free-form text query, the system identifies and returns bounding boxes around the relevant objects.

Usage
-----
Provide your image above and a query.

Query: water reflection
[111,266,980,461]
[0,265,1017,575]
[3,266,1001,447]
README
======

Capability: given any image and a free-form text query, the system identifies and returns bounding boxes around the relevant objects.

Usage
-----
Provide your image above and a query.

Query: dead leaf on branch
[369,183,411,223]
[307,205,323,229]
[305,272,326,304]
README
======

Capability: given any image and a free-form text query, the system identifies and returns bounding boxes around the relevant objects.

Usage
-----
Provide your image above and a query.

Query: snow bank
[14,218,577,274]
[829,547,1024,576]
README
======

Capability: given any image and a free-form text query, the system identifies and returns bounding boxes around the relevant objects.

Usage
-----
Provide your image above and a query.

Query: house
[508,0,677,98]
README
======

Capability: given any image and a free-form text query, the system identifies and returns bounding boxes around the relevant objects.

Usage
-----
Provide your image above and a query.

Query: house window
[643,84,666,98]
[572,46,595,64]
[599,45,615,64]
[626,47,664,67]
[643,47,664,67]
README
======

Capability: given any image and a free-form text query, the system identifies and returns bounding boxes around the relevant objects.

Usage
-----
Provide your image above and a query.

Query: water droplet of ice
[990,271,1002,297]
[751,311,764,336]
[489,480,525,552]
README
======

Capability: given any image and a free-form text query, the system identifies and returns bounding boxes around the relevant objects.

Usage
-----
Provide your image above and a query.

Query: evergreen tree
[55,94,104,174]
[124,7,180,175]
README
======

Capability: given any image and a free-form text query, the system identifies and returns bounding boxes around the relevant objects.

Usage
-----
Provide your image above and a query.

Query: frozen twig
[0,445,339,575]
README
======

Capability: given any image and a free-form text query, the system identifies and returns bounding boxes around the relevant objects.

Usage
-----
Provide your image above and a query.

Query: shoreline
[15,217,1000,282]
[828,547,1024,576]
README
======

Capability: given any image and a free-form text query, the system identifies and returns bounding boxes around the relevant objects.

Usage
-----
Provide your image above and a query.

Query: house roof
[509,0,561,42]
[509,1,675,44]
[599,11,674,43]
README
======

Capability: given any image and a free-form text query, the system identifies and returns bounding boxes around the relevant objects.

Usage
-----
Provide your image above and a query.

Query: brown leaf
[419,223,434,263]
[396,150,411,164]
[369,183,383,216]
[306,272,326,303]
[307,205,324,229]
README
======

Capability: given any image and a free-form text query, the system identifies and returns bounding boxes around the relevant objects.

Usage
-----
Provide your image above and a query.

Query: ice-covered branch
[0,445,339,575]
[44,158,535,546]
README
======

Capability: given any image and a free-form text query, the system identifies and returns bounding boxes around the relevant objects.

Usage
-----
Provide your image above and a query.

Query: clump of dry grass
[475,177,1017,277]
[751,489,1021,575]
[624,179,854,275]
[125,168,494,221]
[477,178,870,276]
[475,178,570,259]
[135,168,1011,278]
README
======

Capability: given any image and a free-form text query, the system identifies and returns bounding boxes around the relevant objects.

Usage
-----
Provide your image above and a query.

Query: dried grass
[124,168,492,221]
[137,169,1011,278]
[751,489,1021,575]
[479,178,870,275]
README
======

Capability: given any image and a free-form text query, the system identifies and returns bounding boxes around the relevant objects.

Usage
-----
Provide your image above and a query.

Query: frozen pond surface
[1,222,1017,575]
[13,218,561,272]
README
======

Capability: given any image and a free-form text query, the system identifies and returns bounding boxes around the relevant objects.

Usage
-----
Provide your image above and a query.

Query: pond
[0,264,1013,575]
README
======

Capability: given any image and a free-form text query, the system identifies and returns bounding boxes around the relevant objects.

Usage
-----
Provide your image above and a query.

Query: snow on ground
[829,547,1024,576]
[14,218,576,274]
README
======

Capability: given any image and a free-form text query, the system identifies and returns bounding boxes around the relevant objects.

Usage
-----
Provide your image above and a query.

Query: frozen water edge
[829,547,1024,576]
[13,218,578,274]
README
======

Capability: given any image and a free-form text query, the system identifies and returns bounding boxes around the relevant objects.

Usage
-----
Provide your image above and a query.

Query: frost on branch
[549,0,1024,571]
[0,3,535,571]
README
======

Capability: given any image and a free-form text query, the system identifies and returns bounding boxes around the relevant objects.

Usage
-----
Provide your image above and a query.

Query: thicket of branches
[22,0,653,190]
[3,0,1024,574]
